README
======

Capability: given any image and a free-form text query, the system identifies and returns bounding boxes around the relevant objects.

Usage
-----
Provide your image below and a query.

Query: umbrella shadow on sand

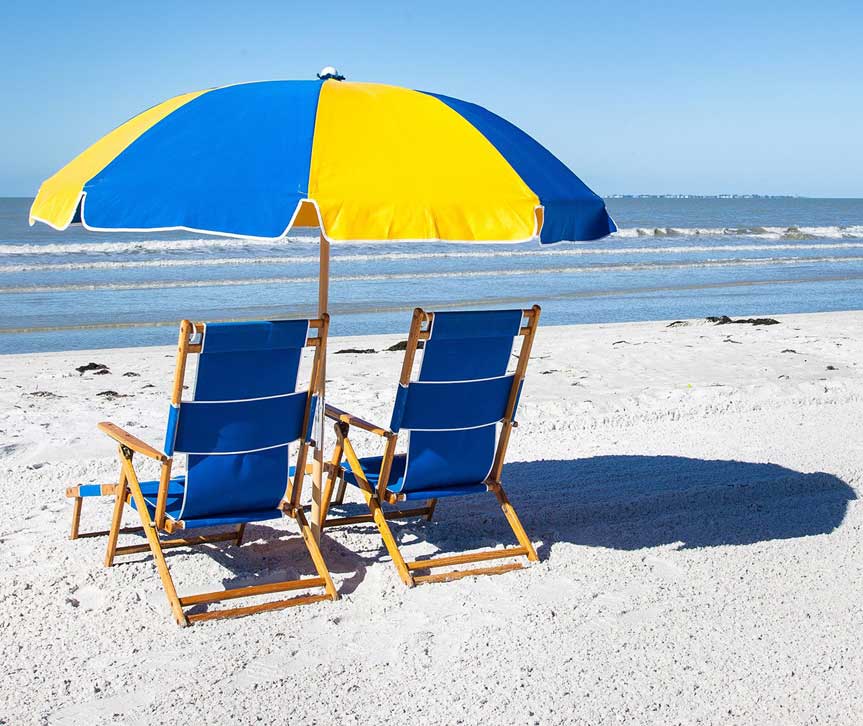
[327,455,856,564]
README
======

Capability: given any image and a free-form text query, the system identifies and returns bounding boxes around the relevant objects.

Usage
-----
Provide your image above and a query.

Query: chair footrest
[407,546,527,571]
[66,483,119,498]
[180,576,327,607]
[186,592,332,623]
[413,562,524,584]
[323,506,431,528]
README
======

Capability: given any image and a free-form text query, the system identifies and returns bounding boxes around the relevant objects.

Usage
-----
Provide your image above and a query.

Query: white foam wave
[612,225,863,239]
[3,243,863,274]
[2,225,863,258]
[4,255,860,294]
[0,235,322,256]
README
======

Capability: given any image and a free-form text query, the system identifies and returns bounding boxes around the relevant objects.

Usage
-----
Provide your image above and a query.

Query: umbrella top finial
[317,66,345,81]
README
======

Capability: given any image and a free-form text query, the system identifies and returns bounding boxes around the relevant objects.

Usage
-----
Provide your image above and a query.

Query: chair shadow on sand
[325,455,857,564]
[113,455,856,608]
[111,519,371,608]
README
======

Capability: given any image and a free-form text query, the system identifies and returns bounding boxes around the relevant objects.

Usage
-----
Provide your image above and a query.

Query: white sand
[2,311,862,725]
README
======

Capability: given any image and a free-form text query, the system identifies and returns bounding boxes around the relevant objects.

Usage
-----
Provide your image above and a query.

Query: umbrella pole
[311,233,330,543]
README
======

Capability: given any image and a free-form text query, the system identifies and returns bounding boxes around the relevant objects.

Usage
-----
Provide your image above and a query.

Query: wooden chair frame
[320,306,541,587]
[97,317,338,625]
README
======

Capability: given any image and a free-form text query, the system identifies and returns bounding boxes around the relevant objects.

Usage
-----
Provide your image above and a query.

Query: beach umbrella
[29,70,617,537]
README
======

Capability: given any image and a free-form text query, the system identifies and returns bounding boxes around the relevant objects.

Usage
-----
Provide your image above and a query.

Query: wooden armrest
[98,422,168,462]
[324,404,391,437]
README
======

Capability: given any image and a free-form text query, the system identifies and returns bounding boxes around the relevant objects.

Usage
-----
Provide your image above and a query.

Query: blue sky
[1,0,860,197]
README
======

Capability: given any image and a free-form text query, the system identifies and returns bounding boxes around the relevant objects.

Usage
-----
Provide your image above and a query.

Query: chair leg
[70,497,83,540]
[332,432,347,506]
[490,483,538,562]
[119,451,188,626]
[294,508,339,601]
[334,477,347,505]
[320,466,341,527]
[364,491,415,587]
[338,433,414,586]
[425,498,438,522]
[235,523,246,546]
[104,471,128,567]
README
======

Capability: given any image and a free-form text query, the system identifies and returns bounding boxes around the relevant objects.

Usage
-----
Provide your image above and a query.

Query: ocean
[2,196,862,353]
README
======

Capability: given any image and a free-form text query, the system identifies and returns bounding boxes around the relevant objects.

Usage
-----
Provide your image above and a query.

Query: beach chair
[321,306,540,586]
[92,317,338,625]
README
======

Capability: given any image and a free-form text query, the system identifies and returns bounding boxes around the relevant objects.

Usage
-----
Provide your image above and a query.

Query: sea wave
[3,255,861,294]
[0,235,322,256]
[2,243,863,273]
[2,225,863,257]
[613,225,863,239]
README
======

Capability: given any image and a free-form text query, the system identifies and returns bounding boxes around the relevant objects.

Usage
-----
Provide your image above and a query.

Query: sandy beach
[2,310,862,725]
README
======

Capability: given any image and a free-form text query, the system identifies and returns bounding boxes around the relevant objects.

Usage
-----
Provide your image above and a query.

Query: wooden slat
[289,313,327,507]
[376,432,399,499]
[309,234,330,544]
[186,593,331,623]
[97,422,167,462]
[322,514,373,527]
[119,454,188,625]
[104,468,129,567]
[162,517,187,534]
[66,483,118,497]
[406,546,526,571]
[340,435,415,586]
[154,462,173,529]
[399,308,426,385]
[412,562,523,584]
[488,305,540,485]
[172,320,192,404]
[159,532,239,547]
[295,507,340,600]
[154,320,189,525]
[322,506,431,528]
[113,531,238,556]
[76,525,142,540]
[179,577,326,606]
[319,432,344,525]
[70,497,82,540]
[324,405,391,437]
[489,483,540,562]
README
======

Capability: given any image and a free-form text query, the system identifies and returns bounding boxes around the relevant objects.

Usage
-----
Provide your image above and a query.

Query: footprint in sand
[234,651,299,689]
[643,555,685,581]
[140,648,200,673]
[396,630,436,670]
[582,604,664,635]
[67,585,105,611]
[617,605,665,626]
[595,583,650,611]
[144,589,173,614]
[2,530,37,561]
[49,689,156,726]
[595,591,628,609]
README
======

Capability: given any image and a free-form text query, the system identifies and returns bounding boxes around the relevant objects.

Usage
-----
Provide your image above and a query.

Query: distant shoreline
[607,194,804,199]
